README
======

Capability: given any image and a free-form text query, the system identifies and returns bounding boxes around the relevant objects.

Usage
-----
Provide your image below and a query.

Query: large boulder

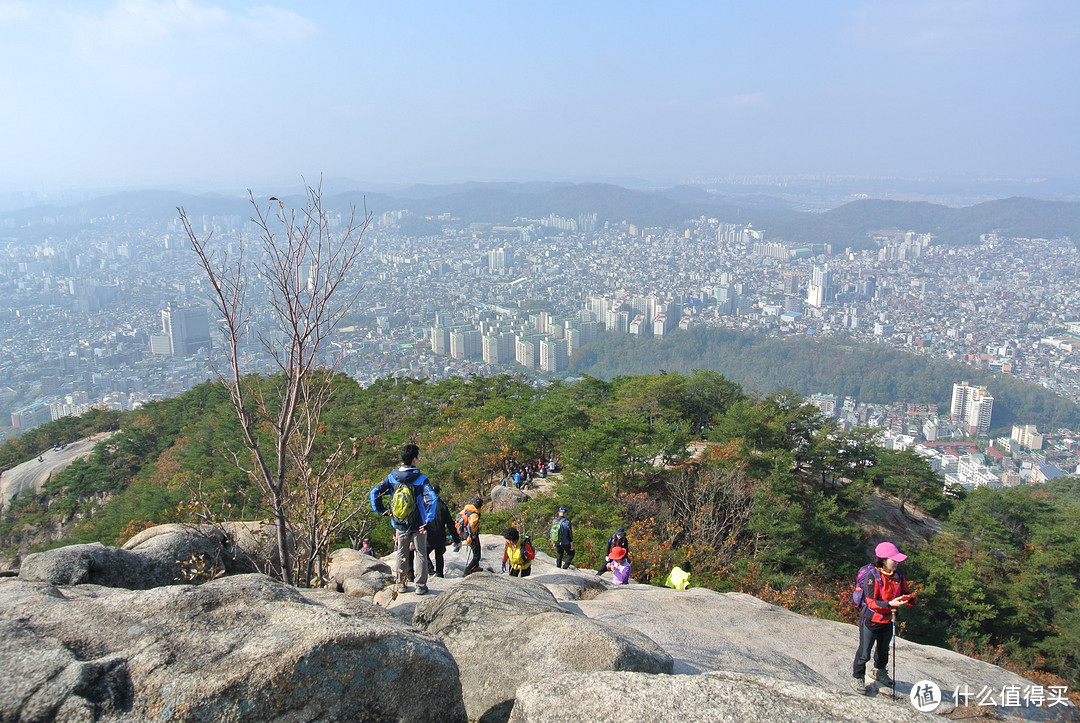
[328,546,394,597]
[19,524,285,590]
[508,670,920,723]
[488,485,529,511]
[123,521,281,574]
[0,573,466,722]
[413,572,671,722]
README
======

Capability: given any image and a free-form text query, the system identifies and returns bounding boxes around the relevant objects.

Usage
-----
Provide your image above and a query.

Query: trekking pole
[891,614,897,701]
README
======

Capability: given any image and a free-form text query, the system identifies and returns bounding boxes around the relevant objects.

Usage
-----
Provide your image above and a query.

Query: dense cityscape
[2,193,1079,489]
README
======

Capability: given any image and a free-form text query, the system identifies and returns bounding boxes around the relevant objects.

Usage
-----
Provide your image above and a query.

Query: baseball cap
[875,541,907,562]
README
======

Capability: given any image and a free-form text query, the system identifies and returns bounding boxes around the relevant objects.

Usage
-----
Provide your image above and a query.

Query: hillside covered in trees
[1,371,1078,691]
[568,327,1080,434]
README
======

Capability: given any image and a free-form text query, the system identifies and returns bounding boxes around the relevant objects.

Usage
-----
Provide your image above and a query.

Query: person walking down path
[459,498,483,575]
[550,506,575,569]
[369,444,437,595]
[426,483,461,578]
[850,541,916,695]
[501,527,533,578]
[596,527,629,576]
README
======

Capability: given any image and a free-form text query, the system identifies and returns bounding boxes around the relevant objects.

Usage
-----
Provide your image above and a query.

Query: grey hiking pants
[395,529,428,587]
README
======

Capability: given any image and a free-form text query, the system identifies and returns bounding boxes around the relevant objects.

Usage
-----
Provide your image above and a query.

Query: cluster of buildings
[1,196,1078,496]
[805,383,1077,492]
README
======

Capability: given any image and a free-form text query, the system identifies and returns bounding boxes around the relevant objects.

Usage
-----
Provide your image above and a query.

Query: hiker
[359,538,376,557]
[605,546,630,584]
[596,527,630,576]
[664,562,691,590]
[550,506,575,569]
[850,541,915,695]
[458,498,483,575]
[426,483,460,578]
[369,443,437,595]
[501,527,533,577]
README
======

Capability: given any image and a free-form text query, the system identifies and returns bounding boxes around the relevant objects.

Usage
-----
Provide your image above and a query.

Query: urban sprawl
[2,204,1079,490]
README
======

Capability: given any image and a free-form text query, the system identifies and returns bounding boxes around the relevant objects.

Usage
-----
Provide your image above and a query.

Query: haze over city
[1,0,1078,198]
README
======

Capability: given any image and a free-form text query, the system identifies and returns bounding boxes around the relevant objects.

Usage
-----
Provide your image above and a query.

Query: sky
[0,1,1077,194]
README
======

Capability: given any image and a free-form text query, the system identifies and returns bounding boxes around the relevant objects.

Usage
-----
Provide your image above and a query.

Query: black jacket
[427,498,461,548]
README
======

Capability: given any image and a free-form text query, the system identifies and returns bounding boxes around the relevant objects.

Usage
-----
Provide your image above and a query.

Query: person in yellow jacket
[501,527,533,577]
[664,563,691,590]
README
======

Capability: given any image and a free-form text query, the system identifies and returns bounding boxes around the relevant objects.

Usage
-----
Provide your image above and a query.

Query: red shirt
[863,568,912,625]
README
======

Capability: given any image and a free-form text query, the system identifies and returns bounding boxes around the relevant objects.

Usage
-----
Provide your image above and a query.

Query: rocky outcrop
[18,521,272,590]
[122,521,280,574]
[488,485,529,511]
[0,573,465,722]
[327,546,394,597]
[509,670,920,723]
[413,572,672,722]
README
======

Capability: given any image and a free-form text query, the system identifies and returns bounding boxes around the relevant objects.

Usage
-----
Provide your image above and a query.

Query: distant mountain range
[2,183,1078,248]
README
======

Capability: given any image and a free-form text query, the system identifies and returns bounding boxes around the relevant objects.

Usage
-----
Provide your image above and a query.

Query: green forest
[1,370,1078,690]
[568,327,1080,434]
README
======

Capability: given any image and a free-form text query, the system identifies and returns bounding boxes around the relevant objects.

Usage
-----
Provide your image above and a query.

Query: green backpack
[549,517,564,545]
[390,481,416,525]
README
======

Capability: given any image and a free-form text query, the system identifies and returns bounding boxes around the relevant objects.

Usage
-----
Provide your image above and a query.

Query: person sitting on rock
[596,527,629,576]
[501,527,532,578]
[605,546,630,585]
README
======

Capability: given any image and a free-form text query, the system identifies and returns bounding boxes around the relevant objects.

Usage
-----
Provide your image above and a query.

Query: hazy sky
[1,1,1077,192]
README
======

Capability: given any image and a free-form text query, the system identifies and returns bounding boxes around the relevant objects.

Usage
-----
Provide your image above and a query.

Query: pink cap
[875,541,907,562]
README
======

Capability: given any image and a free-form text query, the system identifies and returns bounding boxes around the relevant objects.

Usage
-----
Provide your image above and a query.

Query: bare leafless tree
[178,181,372,586]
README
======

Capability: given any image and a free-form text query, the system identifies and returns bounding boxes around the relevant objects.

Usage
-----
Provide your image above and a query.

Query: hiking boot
[871,668,894,687]
[415,585,428,595]
[849,677,866,695]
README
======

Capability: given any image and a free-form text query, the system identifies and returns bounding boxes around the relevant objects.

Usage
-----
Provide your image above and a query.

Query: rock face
[413,572,672,722]
[18,522,267,590]
[123,521,280,574]
[488,485,529,511]
[509,670,920,723]
[0,573,465,722]
[567,585,1059,720]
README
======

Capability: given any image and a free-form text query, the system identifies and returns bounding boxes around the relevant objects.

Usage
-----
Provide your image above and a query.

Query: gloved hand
[500,562,507,573]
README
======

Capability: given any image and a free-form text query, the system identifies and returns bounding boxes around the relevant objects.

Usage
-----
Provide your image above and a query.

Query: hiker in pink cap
[849,541,915,694]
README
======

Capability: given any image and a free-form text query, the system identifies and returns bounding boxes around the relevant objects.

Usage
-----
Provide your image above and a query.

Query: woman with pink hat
[850,541,915,695]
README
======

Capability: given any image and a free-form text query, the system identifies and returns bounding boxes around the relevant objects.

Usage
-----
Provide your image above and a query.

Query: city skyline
[1,1,1078,195]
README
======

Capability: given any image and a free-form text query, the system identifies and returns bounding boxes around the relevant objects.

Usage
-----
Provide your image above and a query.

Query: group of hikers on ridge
[370,444,917,695]
[369,443,630,591]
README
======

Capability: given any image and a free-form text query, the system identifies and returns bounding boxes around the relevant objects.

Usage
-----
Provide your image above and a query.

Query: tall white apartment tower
[951,382,994,436]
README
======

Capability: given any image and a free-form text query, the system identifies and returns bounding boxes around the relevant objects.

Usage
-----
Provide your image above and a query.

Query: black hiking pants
[428,544,446,576]
[853,619,892,678]
[464,538,482,573]
[555,543,574,569]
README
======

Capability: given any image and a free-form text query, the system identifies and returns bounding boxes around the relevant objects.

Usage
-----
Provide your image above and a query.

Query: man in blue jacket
[370,444,437,594]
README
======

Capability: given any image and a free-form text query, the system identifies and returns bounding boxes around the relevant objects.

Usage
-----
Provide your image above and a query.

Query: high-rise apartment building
[806,265,835,308]
[951,382,994,436]
[431,327,450,355]
[539,338,568,373]
[157,304,211,356]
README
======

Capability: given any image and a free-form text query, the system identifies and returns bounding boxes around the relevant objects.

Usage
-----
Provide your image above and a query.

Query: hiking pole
[891,614,897,701]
